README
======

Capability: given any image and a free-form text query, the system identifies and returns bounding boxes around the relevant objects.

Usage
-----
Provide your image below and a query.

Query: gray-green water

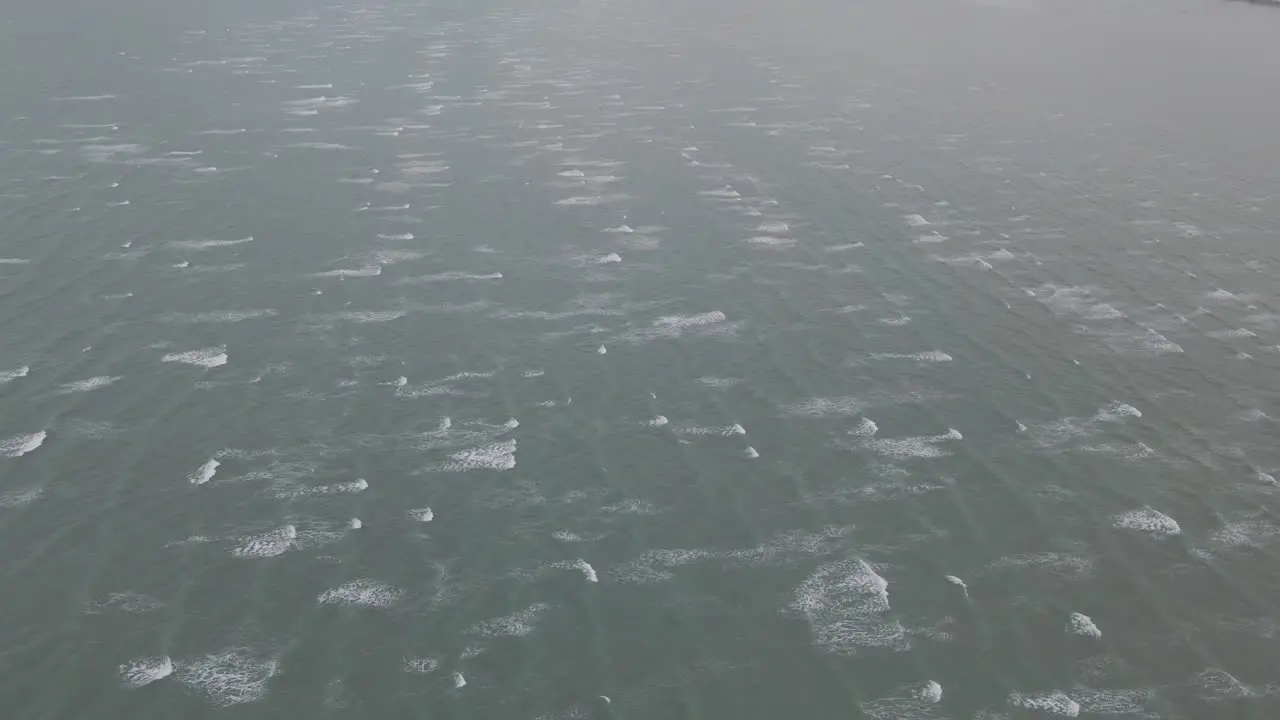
[4,0,1280,717]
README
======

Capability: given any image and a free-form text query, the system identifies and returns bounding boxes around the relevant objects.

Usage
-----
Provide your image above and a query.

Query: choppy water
[3,0,1280,717]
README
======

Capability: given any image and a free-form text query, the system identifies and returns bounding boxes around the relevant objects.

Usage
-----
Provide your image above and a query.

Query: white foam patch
[860,680,943,720]
[412,507,434,522]
[120,656,174,689]
[169,237,254,250]
[0,485,43,508]
[1113,507,1180,536]
[189,458,220,485]
[676,423,746,437]
[321,310,406,323]
[162,346,228,368]
[317,580,402,608]
[0,365,30,384]
[787,558,906,654]
[57,376,121,393]
[2,431,47,458]
[404,657,439,674]
[1070,688,1156,714]
[177,649,278,706]
[603,223,632,232]
[945,575,968,595]
[986,552,1093,578]
[745,235,796,247]
[646,415,669,428]
[869,350,952,363]
[161,309,277,323]
[349,517,362,529]
[395,271,503,284]
[1007,691,1079,717]
[1068,612,1101,638]
[611,549,716,583]
[232,525,298,558]
[430,439,517,472]
[1191,668,1263,701]
[866,429,962,459]
[471,603,551,637]
[377,233,414,240]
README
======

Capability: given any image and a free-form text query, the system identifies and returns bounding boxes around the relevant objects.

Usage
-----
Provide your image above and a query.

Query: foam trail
[1068,612,1101,638]
[58,376,121,393]
[0,365,30,384]
[120,656,174,689]
[2,431,47,458]
[189,458,220,484]
[162,346,228,368]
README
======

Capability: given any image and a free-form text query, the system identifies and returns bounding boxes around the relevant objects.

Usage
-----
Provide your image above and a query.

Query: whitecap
[945,575,968,595]
[120,656,174,689]
[377,233,414,240]
[2,431,47,458]
[646,415,669,427]
[189,458,220,485]
[412,507,434,522]
[349,518,363,529]
[317,579,402,608]
[1068,612,1101,638]
[596,345,607,355]
[572,558,598,582]
[903,214,930,226]
[453,671,466,688]
[744,446,760,459]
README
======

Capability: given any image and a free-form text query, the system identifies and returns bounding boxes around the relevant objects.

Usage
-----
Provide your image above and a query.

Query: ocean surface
[3,0,1280,717]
